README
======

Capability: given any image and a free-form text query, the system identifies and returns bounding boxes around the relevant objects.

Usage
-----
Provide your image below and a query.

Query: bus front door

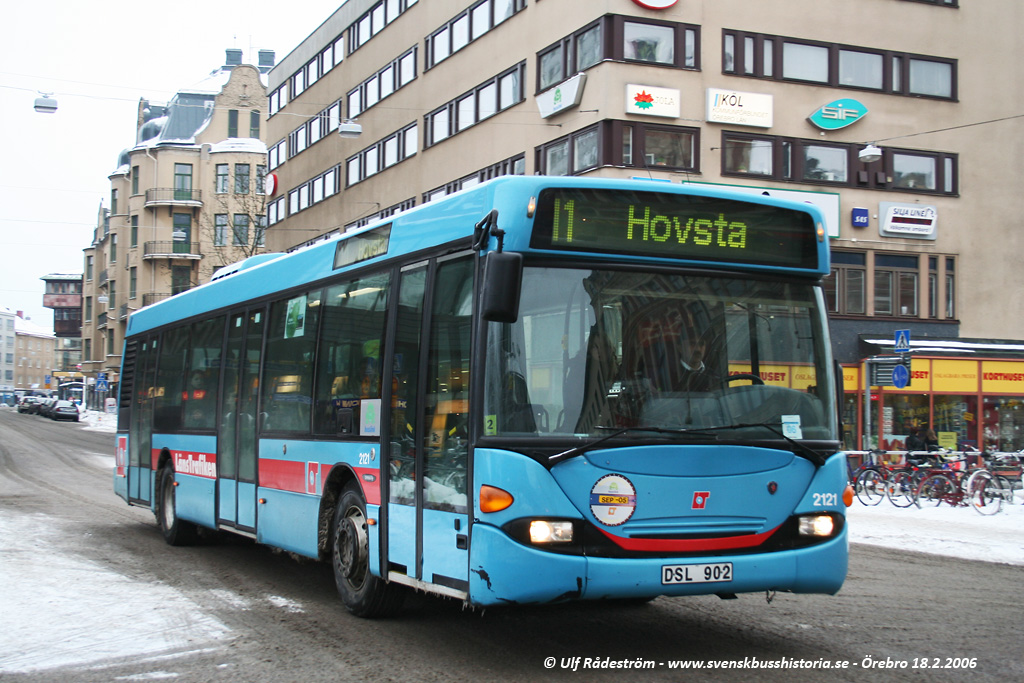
[217,308,265,531]
[386,257,472,596]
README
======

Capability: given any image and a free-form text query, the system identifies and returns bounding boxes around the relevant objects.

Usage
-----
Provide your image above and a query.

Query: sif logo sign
[632,0,679,8]
[808,99,868,130]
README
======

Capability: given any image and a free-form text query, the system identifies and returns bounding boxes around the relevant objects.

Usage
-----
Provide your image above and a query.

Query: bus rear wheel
[331,483,405,618]
[156,465,199,546]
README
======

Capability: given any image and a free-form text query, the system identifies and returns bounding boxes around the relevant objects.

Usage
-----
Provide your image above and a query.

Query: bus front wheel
[331,483,405,618]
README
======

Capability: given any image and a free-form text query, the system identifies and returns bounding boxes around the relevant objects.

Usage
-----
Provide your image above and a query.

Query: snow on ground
[1,409,1022,674]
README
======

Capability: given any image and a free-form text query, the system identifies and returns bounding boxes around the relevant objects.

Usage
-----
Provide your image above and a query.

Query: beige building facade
[81,55,274,388]
[266,0,1021,341]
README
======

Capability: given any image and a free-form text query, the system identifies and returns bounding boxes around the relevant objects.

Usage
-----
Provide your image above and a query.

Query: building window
[129,268,137,300]
[347,0,418,55]
[425,62,525,147]
[215,164,229,193]
[130,216,138,247]
[426,0,524,70]
[250,110,261,138]
[539,16,698,94]
[214,214,228,246]
[110,234,117,264]
[110,189,118,216]
[347,48,417,119]
[422,153,525,205]
[86,256,94,281]
[131,166,139,195]
[723,29,956,100]
[346,123,418,187]
[538,20,603,91]
[174,164,193,200]
[823,252,866,315]
[721,132,957,195]
[233,215,249,246]
[171,266,191,296]
[235,164,250,194]
[269,140,286,170]
[228,110,239,138]
[536,121,699,175]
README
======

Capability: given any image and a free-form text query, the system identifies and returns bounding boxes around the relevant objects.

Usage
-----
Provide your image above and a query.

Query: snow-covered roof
[209,138,268,154]
[14,315,54,339]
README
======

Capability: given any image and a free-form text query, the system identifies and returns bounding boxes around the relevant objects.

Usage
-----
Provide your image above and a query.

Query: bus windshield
[484,266,835,444]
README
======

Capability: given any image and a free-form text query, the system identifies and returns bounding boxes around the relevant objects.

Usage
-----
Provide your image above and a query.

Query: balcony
[143,241,202,260]
[142,292,185,307]
[144,187,203,208]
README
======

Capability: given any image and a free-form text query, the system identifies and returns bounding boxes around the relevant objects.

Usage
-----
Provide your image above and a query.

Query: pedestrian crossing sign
[894,329,911,353]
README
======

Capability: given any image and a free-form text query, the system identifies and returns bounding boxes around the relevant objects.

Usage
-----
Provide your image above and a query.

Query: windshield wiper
[548,425,724,465]
[547,422,827,467]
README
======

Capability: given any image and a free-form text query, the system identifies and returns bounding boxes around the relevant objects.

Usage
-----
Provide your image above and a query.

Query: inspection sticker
[589,474,637,526]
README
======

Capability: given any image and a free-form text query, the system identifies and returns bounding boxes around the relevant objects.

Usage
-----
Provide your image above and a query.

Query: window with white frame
[425,62,525,147]
[426,0,525,70]
[347,47,417,119]
[346,124,418,187]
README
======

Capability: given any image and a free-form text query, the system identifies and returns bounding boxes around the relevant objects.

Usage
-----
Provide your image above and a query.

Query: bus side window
[262,291,322,432]
[153,326,189,432]
[314,273,390,436]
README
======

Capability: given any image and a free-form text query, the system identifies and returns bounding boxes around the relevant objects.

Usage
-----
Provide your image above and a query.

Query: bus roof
[127,176,829,336]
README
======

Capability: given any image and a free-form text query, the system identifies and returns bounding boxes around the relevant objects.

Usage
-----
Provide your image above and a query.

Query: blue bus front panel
[469,447,847,606]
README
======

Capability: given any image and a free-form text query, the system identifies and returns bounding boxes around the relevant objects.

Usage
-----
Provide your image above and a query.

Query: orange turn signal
[843,485,855,507]
[479,485,514,513]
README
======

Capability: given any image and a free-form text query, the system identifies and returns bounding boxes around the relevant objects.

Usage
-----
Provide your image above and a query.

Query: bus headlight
[798,514,835,537]
[529,520,574,544]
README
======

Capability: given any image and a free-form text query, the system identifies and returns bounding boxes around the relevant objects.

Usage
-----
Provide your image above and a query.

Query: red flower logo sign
[633,90,655,110]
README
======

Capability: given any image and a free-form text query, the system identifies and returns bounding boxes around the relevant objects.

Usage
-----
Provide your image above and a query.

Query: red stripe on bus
[260,458,306,493]
[597,525,780,552]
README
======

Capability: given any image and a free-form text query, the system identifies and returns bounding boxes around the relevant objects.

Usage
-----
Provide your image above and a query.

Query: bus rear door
[217,308,265,531]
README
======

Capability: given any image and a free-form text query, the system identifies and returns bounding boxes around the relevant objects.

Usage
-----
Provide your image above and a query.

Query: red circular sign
[632,0,679,9]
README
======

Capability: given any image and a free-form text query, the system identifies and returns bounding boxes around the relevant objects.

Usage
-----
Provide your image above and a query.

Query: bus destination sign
[531,188,819,269]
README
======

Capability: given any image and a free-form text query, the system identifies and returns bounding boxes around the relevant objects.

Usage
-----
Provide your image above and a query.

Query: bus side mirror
[481,252,522,323]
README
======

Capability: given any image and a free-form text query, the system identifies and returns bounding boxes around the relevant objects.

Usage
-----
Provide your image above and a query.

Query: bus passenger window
[262,291,321,432]
[314,273,390,436]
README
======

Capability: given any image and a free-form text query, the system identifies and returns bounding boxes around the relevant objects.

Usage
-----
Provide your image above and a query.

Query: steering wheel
[725,373,765,386]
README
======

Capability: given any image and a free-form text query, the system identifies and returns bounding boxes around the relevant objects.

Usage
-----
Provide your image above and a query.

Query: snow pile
[847,493,1024,566]
[0,512,231,674]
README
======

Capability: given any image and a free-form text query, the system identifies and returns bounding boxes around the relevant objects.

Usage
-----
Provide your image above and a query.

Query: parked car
[36,397,57,418]
[49,400,80,422]
[17,397,40,414]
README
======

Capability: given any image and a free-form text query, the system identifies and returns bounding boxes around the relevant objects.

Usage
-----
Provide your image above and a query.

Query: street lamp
[858,144,882,164]
[34,92,58,114]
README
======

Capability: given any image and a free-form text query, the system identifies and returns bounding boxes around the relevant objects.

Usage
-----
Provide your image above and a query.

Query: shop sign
[631,0,680,8]
[879,202,937,240]
[536,73,587,119]
[807,99,868,131]
[626,84,680,118]
[932,359,978,393]
[842,365,860,392]
[706,88,773,128]
[981,361,1024,393]
[851,207,869,228]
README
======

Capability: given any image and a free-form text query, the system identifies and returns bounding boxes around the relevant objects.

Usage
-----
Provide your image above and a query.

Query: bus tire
[331,483,405,618]
[156,465,199,546]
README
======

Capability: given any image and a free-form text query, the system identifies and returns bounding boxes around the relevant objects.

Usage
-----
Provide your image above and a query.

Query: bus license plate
[661,562,733,585]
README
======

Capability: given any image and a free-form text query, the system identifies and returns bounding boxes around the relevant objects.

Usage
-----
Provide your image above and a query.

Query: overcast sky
[0,0,346,332]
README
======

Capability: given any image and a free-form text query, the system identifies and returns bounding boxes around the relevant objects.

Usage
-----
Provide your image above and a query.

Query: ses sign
[808,99,868,130]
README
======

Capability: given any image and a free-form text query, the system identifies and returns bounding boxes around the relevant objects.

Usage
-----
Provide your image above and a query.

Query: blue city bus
[114,176,850,617]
